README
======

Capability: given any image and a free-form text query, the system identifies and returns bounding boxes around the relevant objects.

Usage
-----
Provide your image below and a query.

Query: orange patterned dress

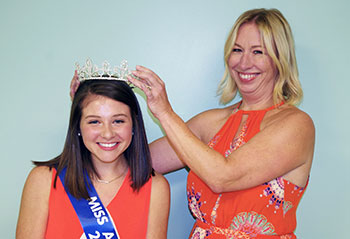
[187,102,307,239]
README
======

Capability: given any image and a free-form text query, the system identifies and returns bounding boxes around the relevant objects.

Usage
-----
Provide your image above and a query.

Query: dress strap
[232,101,242,113]
[264,101,284,111]
[234,101,284,114]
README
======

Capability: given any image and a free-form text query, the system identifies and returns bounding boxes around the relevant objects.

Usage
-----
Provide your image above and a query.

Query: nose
[238,53,253,70]
[101,124,115,139]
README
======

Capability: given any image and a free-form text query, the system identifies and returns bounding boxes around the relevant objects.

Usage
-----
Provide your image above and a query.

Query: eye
[113,119,125,124]
[88,120,99,124]
[253,50,264,55]
[232,48,242,53]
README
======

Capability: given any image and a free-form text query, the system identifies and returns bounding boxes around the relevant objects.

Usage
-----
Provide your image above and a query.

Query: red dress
[45,168,152,239]
[187,103,307,238]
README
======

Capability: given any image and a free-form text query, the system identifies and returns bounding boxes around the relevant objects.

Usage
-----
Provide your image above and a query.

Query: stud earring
[78,132,81,136]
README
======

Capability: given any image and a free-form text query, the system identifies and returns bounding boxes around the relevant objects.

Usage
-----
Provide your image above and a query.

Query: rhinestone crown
[75,59,131,82]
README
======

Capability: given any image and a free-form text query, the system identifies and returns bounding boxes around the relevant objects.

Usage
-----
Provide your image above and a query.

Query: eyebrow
[234,43,262,49]
[84,114,128,119]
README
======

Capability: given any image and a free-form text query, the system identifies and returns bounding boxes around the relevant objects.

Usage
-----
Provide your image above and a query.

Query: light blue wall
[1,0,349,238]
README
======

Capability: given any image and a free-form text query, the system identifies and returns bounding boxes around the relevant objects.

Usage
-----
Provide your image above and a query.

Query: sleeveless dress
[45,168,152,239]
[187,102,308,239]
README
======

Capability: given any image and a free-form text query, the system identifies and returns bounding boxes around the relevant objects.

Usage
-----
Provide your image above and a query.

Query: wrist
[157,108,183,131]
[156,107,175,123]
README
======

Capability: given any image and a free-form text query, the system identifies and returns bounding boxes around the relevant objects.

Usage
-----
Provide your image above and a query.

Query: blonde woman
[130,8,314,239]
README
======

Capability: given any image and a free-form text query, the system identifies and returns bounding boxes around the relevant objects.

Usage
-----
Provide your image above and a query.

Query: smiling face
[79,94,133,165]
[228,22,278,101]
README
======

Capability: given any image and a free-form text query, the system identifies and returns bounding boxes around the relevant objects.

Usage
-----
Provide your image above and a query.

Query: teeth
[239,73,256,79]
[99,143,117,148]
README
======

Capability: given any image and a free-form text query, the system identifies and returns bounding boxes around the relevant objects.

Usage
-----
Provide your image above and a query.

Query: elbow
[208,183,225,194]
[205,176,231,194]
[205,171,243,194]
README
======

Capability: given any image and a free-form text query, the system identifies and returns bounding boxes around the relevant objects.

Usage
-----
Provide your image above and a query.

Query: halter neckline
[235,101,284,113]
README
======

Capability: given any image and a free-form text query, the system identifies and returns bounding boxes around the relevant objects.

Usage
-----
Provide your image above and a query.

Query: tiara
[75,59,131,82]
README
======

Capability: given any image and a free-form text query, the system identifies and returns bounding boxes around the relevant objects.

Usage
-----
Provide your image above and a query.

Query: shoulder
[264,104,315,134]
[151,172,170,195]
[16,166,53,238]
[23,166,53,201]
[147,172,170,238]
[149,172,170,216]
[261,105,315,159]
[26,166,53,189]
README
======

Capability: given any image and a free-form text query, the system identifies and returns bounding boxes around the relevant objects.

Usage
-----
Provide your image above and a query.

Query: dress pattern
[187,102,307,239]
[188,183,208,224]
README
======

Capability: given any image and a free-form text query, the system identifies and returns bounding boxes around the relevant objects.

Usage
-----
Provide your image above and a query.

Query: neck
[238,75,278,110]
[92,156,128,181]
[239,95,276,111]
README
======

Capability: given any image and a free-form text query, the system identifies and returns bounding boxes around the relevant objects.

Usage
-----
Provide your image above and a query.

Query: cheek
[227,53,237,67]
[120,128,133,150]
[227,56,240,79]
[227,54,239,68]
[123,127,133,140]
[80,126,98,142]
[80,134,91,148]
[261,57,277,73]
[266,62,278,78]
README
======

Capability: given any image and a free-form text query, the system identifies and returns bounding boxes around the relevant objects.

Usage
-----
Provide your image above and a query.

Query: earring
[78,132,81,136]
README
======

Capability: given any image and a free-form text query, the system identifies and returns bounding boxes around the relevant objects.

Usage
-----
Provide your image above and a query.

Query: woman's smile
[97,142,119,151]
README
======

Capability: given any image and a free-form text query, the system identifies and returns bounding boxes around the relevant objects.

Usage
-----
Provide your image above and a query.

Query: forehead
[81,94,131,116]
[236,22,262,45]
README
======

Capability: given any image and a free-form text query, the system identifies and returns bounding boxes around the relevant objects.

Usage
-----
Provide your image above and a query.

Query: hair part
[34,80,153,199]
[217,8,303,106]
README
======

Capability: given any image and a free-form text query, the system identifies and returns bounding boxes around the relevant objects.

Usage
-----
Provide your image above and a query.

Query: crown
[75,59,131,82]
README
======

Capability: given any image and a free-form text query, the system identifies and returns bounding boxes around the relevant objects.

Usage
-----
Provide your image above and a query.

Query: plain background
[1,0,349,238]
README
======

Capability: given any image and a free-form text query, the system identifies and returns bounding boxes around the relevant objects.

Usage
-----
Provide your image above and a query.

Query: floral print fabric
[187,102,307,238]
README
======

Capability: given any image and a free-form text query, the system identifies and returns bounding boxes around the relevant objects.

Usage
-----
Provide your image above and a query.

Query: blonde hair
[217,8,302,106]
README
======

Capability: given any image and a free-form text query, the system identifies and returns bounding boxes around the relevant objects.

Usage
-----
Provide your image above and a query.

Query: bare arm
[149,107,226,174]
[161,108,315,192]
[128,66,315,193]
[150,136,185,174]
[219,109,315,191]
[16,166,52,239]
[146,172,170,239]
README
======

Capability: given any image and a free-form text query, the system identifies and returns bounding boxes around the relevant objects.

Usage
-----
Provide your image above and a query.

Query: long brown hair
[34,80,153,199]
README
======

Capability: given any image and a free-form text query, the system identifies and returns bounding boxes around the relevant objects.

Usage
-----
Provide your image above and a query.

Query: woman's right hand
[127,65,174,121]
[70,70,80,100]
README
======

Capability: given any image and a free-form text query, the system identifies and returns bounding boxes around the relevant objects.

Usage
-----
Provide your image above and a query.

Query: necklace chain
[95,168,127,184]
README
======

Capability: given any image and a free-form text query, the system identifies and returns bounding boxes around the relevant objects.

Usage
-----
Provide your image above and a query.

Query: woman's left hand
[127,66,173,120]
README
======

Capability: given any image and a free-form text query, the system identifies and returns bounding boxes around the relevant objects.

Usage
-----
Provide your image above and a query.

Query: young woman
[17,67,170,239]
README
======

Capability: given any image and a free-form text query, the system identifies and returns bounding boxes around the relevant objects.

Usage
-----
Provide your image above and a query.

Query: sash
[59,167,120,239]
